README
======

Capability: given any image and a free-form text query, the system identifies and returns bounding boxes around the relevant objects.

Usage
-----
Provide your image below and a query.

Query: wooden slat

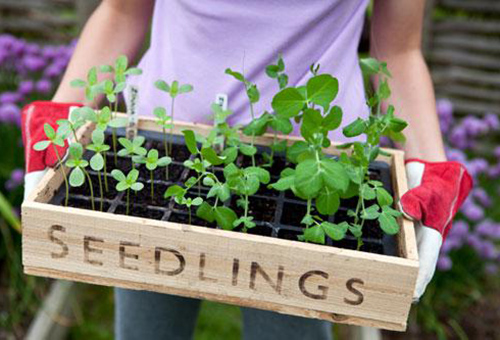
[433,34,500,55]
[429,49,500,71]
[434,19,500,35]
[432,66,500,88]
[440,0,500,14]
[434,84,500,103]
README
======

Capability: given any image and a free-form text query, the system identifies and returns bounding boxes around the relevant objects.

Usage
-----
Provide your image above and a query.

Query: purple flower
[22,55,46,72]
[488,163,500,178]
[18,80,34,95]
[449,125,468,149]
[441,236,463,253]
[43,62,66,78]
[437,255,452,270]
[466,158,488,177]
[462,116,489,136]
[5,169,24,191]
[484,114,500,131]
[0,103,21,126]
[472,188,491,207]
[0,91,23,104]
[449,220,469,238]
[461,200,484,221]
[479,241,498,260]
[494,147,500,159]
[467,233,484,251]
[476,220,500,239]
[437,99,453,133]
[42,46,58,60]
[35,79,52,94]
[446,148,467,163]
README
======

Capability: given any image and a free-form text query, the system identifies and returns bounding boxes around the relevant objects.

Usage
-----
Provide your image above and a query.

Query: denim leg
[114,288,201,340]
[241,307,332,340]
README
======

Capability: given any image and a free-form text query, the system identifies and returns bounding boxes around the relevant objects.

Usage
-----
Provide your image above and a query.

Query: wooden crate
[22,116,418,331]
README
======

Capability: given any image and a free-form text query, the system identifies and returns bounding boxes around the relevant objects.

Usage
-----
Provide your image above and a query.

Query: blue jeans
[115,288,332,340]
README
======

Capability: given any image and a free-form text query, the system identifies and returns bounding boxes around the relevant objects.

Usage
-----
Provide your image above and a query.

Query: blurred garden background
[0,0,499,339]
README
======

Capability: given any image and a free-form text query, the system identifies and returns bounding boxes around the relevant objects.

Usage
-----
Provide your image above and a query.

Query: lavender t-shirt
[129,0,369,142]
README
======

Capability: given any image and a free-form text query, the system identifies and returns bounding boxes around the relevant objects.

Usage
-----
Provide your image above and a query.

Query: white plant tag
[215,93,228,111]
[126,85,139,139]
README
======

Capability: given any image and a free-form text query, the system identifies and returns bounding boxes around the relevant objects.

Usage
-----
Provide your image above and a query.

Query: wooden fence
[0,0,98,43]
[424,0,500,116]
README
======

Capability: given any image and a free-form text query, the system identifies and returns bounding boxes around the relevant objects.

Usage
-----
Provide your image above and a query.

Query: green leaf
[389,117,408,133]
[157,156,172,167]
[269,116,293,134]
[343,118,366,138]
[70,79,86,88]
[153,107,168,119]
[287,141,309,163]
[222,147,238,164]
[265,64,279,78]
[378,211,400,235]
[246,84,260,104]
[359,58,381,76]
[34,140,50,151]
[127,169,139,182]
[88,67,98,85]
[225,68,245,82]
[111,169,126,182]
[214,206,237,230]
[376,188,393,206]
[44,124,56,140]
[303,225,325,244]
[69,143,83,159]
[323,106,343,131]
[155,80,170,93]
[182,130,198,154]
[300,109,323,141]
[322,221,348,241]
[349,223,363,238]
[109,117,128,128]
[179,84,193,93]
[278,74,288,89]
[201,147,225,165]
[294,159,322,199]
[361,205,380,220]
[69,167,84,187]
[361,184,376,200]
[197,202,215,223]
[191,197,203,206]
[306,74,339,111]
[125,67,142,76]
[321,158,349,192]
[242,114,269,136]
[271,88,306,118]
[90,153,104,171]
[269,175,294,191]
[131,182,144,191]
[239,143,257,157]
[116,182,129,191]
[115,55,128,71]
[164,185,185,198]
[316,188,340,215]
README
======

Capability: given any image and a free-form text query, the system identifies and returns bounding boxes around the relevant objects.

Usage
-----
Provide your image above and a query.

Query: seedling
[225,68,260,166]
[56,108,87,143]
[153,107,173,179]
[87,129,111,210]
[117,136,147,167]
[98,55,141,165]
[65,143,95,211]
[154,79,193,153]
[133,149,171,200]
[70,67,100,102]
[224,163,270,232]
[111,169,144,215]
[33,123,71,206]
[177,196,203,225]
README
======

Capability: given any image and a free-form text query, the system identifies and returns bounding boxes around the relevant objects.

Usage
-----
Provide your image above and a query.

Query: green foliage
[117,136,147,158]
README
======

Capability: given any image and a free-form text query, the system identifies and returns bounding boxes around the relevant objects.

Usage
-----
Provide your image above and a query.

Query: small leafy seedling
[87,129,111,210]
[153,107,173,179]
[111,169,144,215]
[178,196,203,225]
[133,149,171,200]
[56,108,87,143]
[117,136,147,167]
[155,79,193,154]
[65,143,95,210]
[70,67,100,102]
[33,123,70,206]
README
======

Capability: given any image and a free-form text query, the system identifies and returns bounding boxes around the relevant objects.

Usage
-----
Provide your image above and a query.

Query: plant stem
[52,144,69,207]
[103,152,109,192]
[83,169,95,210]
[169,97,175,154]
[126,189,130,215]
[150,170,154,201]
[188,206,192,225]
[70,126,78,144]
[249,102,256,167]
[163,127,169,180]
[97,170,104,211]
[269,131,278,166]
[243,194,249,233]
[112,129,118,166]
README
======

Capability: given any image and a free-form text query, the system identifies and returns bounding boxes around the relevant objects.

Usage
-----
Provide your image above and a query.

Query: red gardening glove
[22,101,82,199]
[399,159,472,300]
[400,159,472,239]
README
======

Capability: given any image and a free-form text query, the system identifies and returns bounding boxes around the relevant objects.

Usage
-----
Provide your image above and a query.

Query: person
[21,1,472,339]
